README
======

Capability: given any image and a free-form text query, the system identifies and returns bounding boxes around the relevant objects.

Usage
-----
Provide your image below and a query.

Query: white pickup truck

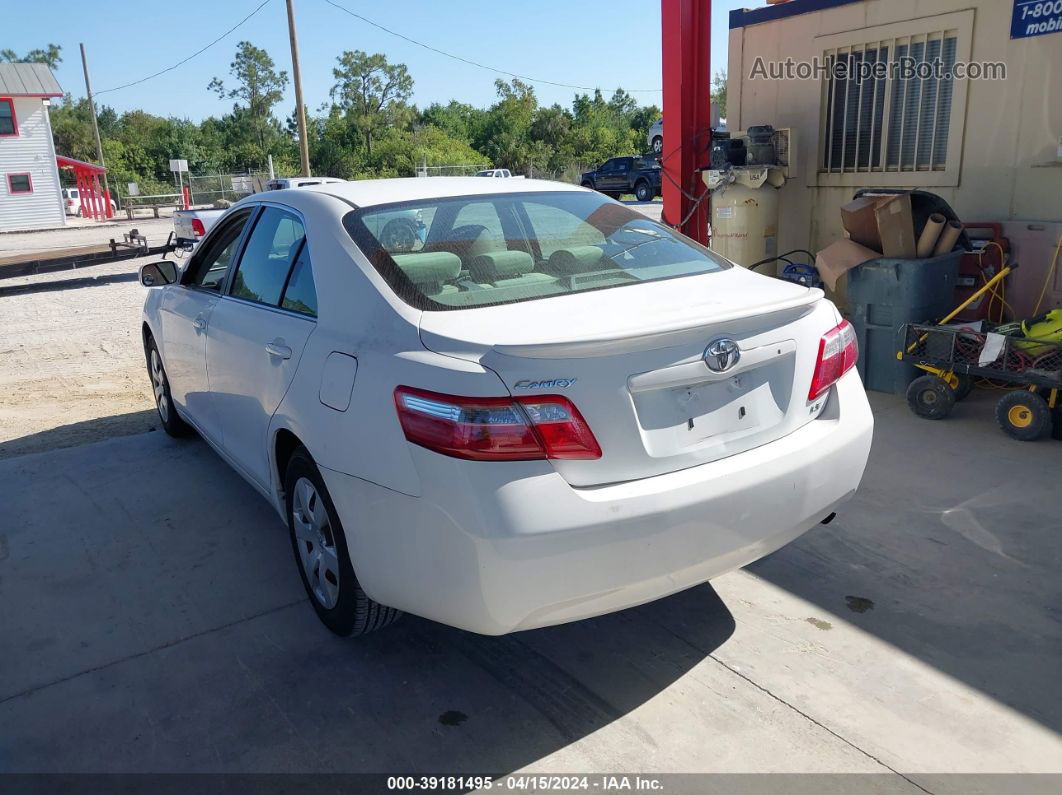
[173,176,348,247]
[476,168,523,178]
[173,208,226,248]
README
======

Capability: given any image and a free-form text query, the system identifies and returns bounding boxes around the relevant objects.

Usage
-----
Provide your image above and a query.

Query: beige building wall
[727,0,1062,309]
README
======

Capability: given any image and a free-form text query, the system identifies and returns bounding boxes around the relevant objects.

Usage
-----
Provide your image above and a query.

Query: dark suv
[580,156,661,202]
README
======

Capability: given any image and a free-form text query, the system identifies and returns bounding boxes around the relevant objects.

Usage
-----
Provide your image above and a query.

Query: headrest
[393,252,462,287]
[469,250,534,283]
[548,245,606,275]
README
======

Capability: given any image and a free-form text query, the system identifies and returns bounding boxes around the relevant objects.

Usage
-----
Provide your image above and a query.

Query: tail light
[808,319,858,401]
[394,386,602,461]
[191,219,206,237]
[66,199,73,206]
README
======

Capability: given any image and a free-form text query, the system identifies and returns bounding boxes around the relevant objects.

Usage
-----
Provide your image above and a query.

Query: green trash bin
[848,250,963,394]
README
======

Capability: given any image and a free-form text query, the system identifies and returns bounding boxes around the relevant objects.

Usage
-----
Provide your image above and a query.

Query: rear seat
[470,251,555,287]
[392,252,462,296]
[547,245,606,275]
[392,249,577,305]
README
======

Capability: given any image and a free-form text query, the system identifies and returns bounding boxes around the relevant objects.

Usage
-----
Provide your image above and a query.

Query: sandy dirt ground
[0,257,163,459]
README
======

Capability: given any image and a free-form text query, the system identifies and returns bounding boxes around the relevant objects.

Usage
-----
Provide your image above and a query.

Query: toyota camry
[139,178,873,636]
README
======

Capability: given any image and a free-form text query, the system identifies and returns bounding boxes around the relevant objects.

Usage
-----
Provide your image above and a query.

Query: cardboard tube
[932,220,963,257]
[917,213,947,258]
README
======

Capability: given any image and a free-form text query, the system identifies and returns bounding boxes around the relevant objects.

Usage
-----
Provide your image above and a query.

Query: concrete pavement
[0,391,1059,783]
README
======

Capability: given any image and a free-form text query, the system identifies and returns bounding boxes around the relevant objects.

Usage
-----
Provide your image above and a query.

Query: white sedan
[139,178,873,636]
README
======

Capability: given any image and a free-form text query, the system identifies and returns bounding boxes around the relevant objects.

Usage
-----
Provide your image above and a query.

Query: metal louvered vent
[821,31,958,174]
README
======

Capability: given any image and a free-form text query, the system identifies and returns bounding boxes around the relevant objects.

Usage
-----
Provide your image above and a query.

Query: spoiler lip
[482,290,822,359]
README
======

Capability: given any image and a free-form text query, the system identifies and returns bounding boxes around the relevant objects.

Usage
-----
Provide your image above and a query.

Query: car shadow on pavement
[0,409,157,461]
[0,430,735,774]
[0,271,140,299]
[749,392,1062,735]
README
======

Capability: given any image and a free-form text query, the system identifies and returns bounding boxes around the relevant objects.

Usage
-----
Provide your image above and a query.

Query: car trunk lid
[419,268,832,486]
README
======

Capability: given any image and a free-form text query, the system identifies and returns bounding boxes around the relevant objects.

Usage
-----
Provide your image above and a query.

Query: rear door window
[229,207,306,306]
[280,246,318,317]
[522,202,605,258]
[451,202,506,249]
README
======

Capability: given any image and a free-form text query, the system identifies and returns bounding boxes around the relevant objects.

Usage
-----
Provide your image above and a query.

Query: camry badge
[703,338,740,373]
[514,378,577,389]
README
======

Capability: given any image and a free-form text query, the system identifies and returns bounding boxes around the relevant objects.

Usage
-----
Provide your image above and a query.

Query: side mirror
[140,261,177,287]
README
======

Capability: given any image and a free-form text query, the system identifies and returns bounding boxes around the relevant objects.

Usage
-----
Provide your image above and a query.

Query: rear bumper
[322,370,873,635]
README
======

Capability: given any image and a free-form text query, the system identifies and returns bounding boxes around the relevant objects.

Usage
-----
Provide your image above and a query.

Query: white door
[158,208,254,442]
[206,206,318,488]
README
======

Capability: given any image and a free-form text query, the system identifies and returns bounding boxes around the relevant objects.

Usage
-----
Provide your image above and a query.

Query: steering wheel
[380,218,419,253]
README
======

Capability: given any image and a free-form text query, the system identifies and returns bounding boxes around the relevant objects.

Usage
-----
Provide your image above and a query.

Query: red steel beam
[661,0,712,245]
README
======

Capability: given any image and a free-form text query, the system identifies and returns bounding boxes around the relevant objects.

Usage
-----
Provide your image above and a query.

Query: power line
[323,0,661,94]
[94,0,273,95]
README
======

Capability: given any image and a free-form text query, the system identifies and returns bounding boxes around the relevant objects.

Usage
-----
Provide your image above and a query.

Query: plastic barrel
[848,250,963,394]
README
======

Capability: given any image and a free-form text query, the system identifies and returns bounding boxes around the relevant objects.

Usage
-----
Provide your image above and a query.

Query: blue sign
[1011,0,1062,38]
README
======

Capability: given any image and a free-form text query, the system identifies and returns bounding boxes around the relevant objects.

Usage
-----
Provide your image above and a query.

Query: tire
[651,136,663,154]
[995,391,1052,441]
[951,373,975,402]
[906,374,956,420]
[285,447,402,637]
[634,180,653,202]
[145,335,193,437]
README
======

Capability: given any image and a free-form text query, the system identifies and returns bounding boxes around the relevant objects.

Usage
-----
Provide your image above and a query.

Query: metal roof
[0,63,63,98]
[56,155,106,174]
[730,0,864,29]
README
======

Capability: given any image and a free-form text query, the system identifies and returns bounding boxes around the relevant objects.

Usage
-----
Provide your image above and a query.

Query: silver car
[647,119,663,153]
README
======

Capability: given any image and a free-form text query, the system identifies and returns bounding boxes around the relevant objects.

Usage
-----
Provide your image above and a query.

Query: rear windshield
[343,191,730,310]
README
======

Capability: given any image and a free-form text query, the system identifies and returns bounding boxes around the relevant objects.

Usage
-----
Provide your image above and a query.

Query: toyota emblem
[703,338,740,373]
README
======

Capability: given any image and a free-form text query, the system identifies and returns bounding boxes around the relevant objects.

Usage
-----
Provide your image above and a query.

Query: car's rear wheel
[146,336,193,437]
[285,447,402,636]
[651,136,663,153]
[635,180,653,202]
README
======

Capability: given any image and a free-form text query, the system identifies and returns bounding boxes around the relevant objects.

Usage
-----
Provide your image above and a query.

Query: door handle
[265,342,292,359]
[192,314,206,331]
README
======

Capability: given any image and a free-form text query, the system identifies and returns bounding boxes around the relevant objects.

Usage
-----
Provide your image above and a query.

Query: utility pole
[285,0,312,177]
[79,43,112,217]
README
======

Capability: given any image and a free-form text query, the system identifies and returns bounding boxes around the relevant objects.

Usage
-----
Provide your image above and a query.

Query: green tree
[1,43,62,68]
[420,101,486,146]
[478,79,538,171]
[330,50,413,156]
[712,70,727,119]
[49,95,98,161]
[209,41,288,151]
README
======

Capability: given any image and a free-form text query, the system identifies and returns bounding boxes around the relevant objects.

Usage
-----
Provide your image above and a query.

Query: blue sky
[7,0,749,119]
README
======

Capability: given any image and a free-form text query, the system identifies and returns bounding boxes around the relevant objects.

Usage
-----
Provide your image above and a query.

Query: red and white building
[0,62,112,232]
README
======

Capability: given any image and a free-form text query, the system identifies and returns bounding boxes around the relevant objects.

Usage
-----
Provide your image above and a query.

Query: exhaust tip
[821,512,837,525]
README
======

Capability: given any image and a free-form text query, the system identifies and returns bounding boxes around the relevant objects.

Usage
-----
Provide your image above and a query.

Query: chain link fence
[187,172,274,206]
[414,164,491,177]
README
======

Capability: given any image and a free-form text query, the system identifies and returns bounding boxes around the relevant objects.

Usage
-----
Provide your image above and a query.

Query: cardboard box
[840,196,885,251]
[874,194,917,258]
[815,239,883,291]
